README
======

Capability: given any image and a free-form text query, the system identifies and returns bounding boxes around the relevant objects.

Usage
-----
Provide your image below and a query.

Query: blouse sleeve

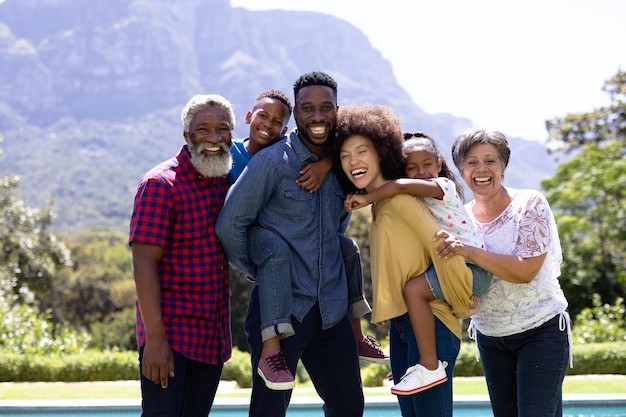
[515,191,558,258]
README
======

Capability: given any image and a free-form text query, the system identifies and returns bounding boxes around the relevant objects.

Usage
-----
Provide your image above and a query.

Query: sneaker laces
[363,335,382,349]
[266,352,289,372]
[398,365,418,381]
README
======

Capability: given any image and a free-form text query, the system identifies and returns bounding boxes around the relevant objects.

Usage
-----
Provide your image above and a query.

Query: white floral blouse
[468,189,568,337]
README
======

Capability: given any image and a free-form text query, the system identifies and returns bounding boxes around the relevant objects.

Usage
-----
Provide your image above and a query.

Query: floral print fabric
[468,189,568,337]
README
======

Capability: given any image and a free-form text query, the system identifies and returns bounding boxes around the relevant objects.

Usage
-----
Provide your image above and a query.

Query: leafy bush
[361,362,391,387]
[573,294,626,344]
[0,347,251,386]
[455,341,626,376]
[220,347,253,388]
[566,342,626,375]
[53,229,136,341]
[89,306,137,351]
[0,349,138,381]
[454,342,484,377]
[0,299,90,356]
[1,341,625,383]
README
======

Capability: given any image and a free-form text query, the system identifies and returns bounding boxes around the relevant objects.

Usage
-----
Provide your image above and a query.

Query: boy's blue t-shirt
[227,136,287,184]
[228,139,252,184]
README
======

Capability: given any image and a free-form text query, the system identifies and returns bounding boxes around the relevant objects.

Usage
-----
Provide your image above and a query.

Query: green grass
[454,375,626,396]
[1,375,625,401]
[0,382,140,400]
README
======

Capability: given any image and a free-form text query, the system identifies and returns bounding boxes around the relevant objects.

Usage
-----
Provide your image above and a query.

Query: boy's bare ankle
[262,337,282,359]
[261,347,282,359]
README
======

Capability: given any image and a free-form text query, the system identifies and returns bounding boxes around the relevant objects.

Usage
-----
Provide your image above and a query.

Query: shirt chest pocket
[283,184,314,222]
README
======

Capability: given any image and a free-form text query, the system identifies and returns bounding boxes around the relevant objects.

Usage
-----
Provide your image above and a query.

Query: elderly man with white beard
[129,94,235,417]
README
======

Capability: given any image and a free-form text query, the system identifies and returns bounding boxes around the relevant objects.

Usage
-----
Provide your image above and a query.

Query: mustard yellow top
[369,194,473,339]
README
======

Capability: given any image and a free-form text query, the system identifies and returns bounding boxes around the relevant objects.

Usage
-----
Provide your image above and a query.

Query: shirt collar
[290,129,325,165]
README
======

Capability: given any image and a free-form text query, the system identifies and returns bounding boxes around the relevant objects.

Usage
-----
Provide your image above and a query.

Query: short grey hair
[181,94,236,133]
[451,128,511,171]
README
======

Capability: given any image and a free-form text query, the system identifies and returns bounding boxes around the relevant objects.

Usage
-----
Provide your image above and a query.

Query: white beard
[189,142,233,178]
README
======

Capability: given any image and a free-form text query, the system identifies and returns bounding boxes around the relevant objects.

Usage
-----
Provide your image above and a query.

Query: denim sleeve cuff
[261,322,295,342]
[350,298,371,318]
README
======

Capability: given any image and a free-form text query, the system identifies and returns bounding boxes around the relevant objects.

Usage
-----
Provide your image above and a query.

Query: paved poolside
[1,387,625,409]
[1,379,625,415]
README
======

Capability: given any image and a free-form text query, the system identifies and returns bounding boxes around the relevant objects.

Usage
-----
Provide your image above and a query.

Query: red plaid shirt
[129,145,231,364]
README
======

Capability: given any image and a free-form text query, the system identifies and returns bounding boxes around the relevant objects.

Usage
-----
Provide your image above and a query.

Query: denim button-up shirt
[216,130,351,329]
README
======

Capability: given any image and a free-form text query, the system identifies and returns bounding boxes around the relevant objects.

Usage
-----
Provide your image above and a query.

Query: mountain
[0,0,557,235]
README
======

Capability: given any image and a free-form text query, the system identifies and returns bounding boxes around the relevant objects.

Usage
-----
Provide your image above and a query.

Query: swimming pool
[1,396,626,417]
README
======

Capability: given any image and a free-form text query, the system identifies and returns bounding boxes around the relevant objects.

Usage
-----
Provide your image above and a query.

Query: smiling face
[245,97,290,155]
[459,143,505,195]
[405,149,442,180]
[339,134,386,192]
[293,85,337,155]
[184,106,233,177]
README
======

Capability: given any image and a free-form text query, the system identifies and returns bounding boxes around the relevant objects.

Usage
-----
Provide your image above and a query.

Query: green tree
[0,134,71,311]
[546,70,626,153]
[543,141,626,316]
[0,134,86,356]
[542,71,626,317]
[54,228,136,350]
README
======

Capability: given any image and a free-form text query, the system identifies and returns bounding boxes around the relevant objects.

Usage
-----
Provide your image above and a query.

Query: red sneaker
[257,351,295,390]
[358,335,390,365]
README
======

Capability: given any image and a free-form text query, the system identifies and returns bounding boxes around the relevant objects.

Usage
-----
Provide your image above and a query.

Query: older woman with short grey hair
[437,127,571,417]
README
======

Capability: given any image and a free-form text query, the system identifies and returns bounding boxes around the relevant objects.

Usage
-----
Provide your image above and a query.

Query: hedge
[2,342,625,386]
[0,347,251,387]
[453,341,626,377]
[0,350,138,382]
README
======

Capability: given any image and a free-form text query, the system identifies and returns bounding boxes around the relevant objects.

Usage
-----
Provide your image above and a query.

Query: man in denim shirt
[216,71,364,417]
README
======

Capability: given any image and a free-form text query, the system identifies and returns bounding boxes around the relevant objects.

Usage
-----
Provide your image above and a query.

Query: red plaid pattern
[129,145,231,364]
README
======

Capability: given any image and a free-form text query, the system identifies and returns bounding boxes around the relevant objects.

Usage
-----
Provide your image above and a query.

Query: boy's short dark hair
[293,71,337,101]
[256,89,292,116]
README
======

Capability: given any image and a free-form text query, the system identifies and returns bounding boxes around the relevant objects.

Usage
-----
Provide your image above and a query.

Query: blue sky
[231,0,626,142]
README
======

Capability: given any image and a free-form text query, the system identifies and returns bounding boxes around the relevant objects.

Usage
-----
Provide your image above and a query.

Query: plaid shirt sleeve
[129,150,231,364]
[129,165,174,248]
